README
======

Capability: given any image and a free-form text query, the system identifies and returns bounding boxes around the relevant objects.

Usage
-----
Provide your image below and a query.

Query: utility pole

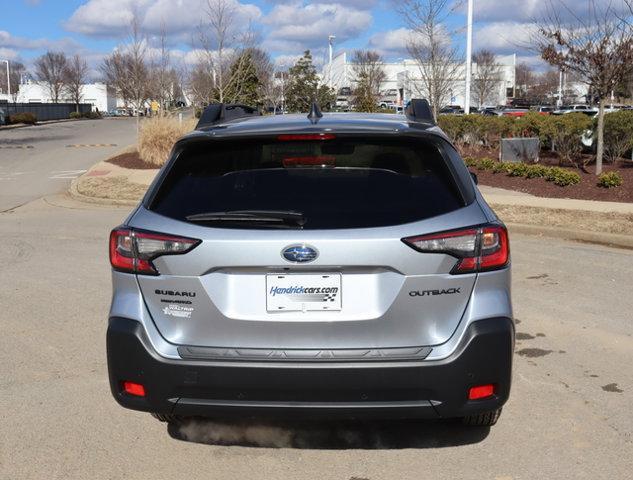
[328,35,336,88]
[464,0,473,114]
[2,60,9,99]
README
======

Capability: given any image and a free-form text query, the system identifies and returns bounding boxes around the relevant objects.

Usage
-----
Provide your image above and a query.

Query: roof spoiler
[405,99,435,124]
[196,103,261,129]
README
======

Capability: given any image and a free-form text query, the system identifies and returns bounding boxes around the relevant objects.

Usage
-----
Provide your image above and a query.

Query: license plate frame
[266,273,342,312]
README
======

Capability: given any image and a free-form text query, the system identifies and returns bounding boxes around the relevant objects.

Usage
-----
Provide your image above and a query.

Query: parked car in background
[553,105,598,116]
[440,106,465,115]
[531,106,555,115]
[335,97,350,111]
[107,100,514,427]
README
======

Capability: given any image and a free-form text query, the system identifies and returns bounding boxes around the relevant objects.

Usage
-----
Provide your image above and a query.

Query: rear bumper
[107,317,514,420]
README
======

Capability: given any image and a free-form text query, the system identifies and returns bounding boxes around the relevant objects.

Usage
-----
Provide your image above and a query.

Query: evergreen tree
[224,50,262,107]
[286,50,335,112]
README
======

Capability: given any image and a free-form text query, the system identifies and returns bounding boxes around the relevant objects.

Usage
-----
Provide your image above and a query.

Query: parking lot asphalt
[1,193,631,480]
[0,118,137,212]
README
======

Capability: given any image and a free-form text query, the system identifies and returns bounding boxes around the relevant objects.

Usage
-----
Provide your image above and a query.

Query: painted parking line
[49,169,87,179]
[0,171,35,180]
[0,145,34,149]
[65,144,118,148]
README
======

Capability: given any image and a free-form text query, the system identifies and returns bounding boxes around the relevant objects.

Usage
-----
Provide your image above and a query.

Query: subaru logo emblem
[282,244,318,263]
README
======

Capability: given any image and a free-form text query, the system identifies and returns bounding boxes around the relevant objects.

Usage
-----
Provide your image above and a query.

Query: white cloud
[263,2,372,51]
[0,47,20,60]
[65,0,262,38]
[473,21,537,54]
[0,30,81,52]
[368,28,413,57]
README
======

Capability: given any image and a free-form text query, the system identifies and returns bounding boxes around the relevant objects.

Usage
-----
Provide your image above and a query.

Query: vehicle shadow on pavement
[167,418,489,449]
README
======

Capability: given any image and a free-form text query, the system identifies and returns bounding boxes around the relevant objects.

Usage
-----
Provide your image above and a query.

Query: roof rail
[196,103,261,129]
[405,99,435,124]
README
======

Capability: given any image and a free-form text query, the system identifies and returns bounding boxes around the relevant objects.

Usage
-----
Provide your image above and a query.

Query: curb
[69,177,140,207]
[506,223,633,250]
[0,117,100,130]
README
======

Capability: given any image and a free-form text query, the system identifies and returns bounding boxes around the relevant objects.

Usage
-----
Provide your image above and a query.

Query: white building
[324,51,518,108]
[15,80,121,112]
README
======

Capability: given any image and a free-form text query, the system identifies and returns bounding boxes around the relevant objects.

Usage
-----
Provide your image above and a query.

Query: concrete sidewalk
[479,186,633,214]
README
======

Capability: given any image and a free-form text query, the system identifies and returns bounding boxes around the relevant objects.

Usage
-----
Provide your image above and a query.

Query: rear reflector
[109,227,200,275]
[123,381,146,397]
[277,133,336,141]
[402,224,509,274]
[468,384,495,400]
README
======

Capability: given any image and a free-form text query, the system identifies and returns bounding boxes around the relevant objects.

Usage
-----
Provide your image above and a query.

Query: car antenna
[307,102,323,124]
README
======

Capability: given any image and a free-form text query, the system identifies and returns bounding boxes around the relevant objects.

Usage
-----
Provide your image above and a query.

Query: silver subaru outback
[107,101,514,427]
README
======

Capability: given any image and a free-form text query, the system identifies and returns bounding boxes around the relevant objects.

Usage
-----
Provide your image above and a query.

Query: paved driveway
[0,118,136,211]
[1,195,631,480]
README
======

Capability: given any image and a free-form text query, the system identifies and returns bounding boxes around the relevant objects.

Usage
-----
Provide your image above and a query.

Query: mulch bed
[466,148,633,203]
[106,150,157,170]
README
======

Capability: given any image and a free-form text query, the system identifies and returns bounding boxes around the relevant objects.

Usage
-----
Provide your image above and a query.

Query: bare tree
[515,62,535,99]
[0,61,26,102]
[397,0,462,119]
[187,57,216,106]
[533,0,633,174]
[472,49,501,108]
[101,16,150,134]
[63,54,89,112]
[350,50,387,112]
[150,23,172,114]
[198,0,237,103]
[34,51,68,103]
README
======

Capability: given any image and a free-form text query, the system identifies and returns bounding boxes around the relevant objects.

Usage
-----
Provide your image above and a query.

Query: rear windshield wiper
[185,210,307,227]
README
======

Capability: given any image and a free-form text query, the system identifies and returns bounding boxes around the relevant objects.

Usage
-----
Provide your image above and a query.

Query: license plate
[266,274,342,312]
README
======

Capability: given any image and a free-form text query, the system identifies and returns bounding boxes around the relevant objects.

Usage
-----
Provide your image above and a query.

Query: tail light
[277,134,335,141]
[109,227,200,275]
[402,224,509,274]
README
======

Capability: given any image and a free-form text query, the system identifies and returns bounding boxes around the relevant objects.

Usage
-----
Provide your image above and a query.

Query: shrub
[437,115,467,145]
[8,112,37,125]
[542,113,592,166]
[138,116,198,167]
[69,111,82,119]
[476,157,496,170]
[603,110,633,163]
[545,167,581,186]
[479,115,514,149]
[512,112,549,143]
[525,164,549,179]
[84,111,102,119]
[505,162,529,177]
[597,171,623,188]
[492,161,510,174]
[463,156,479,167]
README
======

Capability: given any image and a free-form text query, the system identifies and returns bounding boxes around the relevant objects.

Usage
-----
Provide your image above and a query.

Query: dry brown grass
[492,204,633,236]
[76,176,148,201]
[138,116,197,167]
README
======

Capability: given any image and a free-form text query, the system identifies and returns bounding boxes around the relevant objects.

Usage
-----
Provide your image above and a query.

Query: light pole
[2,60,9,99]
[464,0,473,114]
[328,35,336,88]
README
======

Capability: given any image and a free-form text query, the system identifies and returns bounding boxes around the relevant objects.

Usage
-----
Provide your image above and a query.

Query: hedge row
[465,157,582,186]
[7,112,37,125]
[439,111,633,164]
[466,156,624,188]
[69,111,102,119]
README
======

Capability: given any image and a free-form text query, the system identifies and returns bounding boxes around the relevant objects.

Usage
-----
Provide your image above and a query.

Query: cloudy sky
[0,0,628,78]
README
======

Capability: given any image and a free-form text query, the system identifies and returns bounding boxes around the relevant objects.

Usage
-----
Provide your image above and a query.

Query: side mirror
[470,171,478,185]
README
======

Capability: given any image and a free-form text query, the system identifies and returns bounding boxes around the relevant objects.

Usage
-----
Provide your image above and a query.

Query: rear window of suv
[149,136,465,230]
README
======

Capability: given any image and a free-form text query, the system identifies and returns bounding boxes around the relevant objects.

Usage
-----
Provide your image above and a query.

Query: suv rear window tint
[150,137,464,229]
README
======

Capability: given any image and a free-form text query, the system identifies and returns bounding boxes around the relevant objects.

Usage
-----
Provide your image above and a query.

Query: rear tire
[461,408,502,426]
